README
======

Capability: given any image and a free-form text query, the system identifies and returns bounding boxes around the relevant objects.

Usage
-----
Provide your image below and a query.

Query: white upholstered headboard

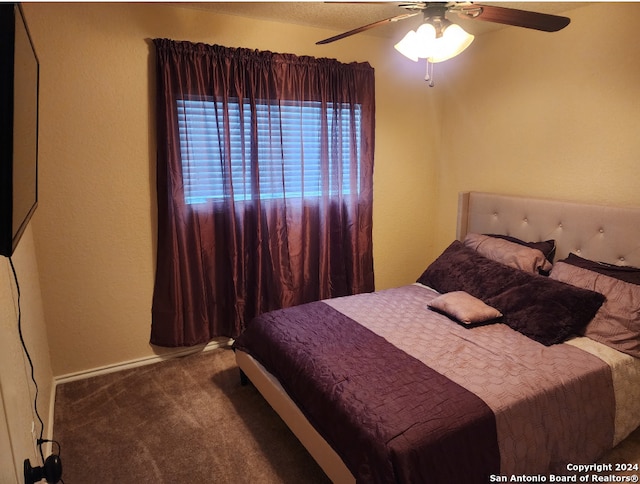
[457,192,640,267]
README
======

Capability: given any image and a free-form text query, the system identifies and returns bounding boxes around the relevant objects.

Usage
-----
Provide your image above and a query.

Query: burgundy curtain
[151,39,375,347]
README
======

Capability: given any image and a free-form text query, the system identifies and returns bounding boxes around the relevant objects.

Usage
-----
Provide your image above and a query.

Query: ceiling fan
[316,2,571,85]
[317,2,571,45]
[316,2,571,87]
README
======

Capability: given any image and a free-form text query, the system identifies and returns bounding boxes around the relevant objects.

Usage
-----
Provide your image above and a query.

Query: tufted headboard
[457,192,640,267]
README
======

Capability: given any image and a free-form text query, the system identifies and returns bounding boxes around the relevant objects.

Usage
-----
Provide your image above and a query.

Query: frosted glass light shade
[394,23,436,62]
[394,22,474,63]
[429,24,475,62]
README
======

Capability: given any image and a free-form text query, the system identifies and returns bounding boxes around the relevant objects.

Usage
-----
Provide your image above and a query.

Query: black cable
[37,438,61,457]
[8,257,47,463]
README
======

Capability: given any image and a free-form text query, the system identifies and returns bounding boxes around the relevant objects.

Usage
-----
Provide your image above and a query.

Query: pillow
[419,241,523,298]
[487,234,556,263]
[428,291,503,327]
[550,260,640,357]
[418,241,605,346]
[463,233,553,274]
[560,253,640,285]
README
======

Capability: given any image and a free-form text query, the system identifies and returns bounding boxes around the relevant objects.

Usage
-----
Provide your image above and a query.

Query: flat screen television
[0,3,39,257]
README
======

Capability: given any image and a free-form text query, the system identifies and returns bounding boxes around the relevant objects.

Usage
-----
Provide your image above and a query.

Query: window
[177,98,361,205]
[152,39,375,346]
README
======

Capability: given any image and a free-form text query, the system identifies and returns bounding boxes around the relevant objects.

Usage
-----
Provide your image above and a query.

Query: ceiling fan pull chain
[425,61,435,87]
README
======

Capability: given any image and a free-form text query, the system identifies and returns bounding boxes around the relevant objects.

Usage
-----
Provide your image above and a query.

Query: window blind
[177,98,361,205]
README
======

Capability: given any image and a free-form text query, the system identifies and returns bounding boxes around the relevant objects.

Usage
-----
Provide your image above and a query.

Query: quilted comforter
[233,284,616,483]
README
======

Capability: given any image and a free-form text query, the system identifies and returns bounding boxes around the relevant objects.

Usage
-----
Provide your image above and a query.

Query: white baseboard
[53,337,233,386]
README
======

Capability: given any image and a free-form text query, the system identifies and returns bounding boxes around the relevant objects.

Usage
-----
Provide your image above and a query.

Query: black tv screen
[0,3,39,257]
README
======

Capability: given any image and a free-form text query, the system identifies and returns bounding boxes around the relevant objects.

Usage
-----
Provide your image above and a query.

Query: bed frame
[236,191,640,483]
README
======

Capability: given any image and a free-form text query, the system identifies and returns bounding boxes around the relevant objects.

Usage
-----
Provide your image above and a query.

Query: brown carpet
[54,347,331,483]
[54,347,640,483]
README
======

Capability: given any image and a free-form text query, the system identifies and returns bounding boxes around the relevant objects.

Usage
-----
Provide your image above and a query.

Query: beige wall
[0,225,54,480]
[433,2,640,252]
[22,2,436,377]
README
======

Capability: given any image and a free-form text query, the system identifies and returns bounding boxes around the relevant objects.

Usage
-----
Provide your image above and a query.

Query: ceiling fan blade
[461,4,570,32]
[316,12,420,45]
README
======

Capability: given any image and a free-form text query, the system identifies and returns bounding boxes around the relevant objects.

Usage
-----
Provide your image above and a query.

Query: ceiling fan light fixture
[394,21,474,63]
[394,29,422,62]
[429,23,475,63]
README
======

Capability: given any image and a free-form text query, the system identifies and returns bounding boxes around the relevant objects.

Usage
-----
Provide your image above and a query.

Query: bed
[233,191,640,483]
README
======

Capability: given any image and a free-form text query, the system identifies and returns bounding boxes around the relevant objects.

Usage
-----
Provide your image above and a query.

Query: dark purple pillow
[560,253,640,285]
[417,241,605,346]
[487,234,556,263]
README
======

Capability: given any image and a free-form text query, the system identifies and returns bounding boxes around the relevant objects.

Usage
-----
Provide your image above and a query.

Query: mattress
[234,283,640,483]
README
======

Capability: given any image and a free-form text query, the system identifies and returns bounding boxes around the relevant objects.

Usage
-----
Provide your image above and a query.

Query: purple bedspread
[233,301,500,483]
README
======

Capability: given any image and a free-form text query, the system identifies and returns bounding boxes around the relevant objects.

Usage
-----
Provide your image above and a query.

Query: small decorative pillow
[428,291,503,326]
[464,233,553,274]
[550,260,640,358]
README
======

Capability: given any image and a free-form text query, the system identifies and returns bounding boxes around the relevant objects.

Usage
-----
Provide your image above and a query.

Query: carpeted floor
[54,347,330,483]
[54,347,640,483]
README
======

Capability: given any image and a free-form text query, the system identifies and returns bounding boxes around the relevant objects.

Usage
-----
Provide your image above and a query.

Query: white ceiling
[177,2,589,42]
